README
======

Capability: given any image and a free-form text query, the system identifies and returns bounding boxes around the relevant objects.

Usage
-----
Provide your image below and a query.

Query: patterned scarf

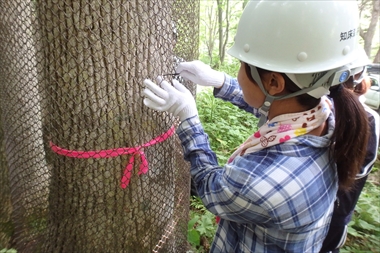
[228,97,332,163]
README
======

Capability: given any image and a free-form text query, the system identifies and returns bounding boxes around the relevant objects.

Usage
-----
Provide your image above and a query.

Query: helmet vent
[342,46,350,55]
[297,52,308,62]
[243,44,250,53]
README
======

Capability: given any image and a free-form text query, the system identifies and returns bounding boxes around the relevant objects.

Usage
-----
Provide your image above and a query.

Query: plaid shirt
[177,75,338,252]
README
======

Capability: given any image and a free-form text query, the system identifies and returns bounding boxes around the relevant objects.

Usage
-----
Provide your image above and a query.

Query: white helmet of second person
[349,48,370,76]
[228,0,360,98]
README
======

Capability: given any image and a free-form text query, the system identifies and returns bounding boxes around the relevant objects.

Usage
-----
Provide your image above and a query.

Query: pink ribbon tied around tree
[50,125,176,189]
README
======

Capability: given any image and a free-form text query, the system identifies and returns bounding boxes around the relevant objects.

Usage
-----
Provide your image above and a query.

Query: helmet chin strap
[257,97,275,127]
[249,66,343,127]
[249,67,276,127]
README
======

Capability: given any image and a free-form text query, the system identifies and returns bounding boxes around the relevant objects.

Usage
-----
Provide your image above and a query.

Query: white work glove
[143,76,198,121]
[176,60,225,88]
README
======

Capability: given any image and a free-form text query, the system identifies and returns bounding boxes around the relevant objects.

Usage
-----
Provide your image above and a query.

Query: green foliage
[217,57,240,77]
[372,150,380,173]
[196,88,258,164]
[0,249,17,253]
[342,180,380,252]
[198,0,244,66]
[190,196,208,213]
[188,197,217,253]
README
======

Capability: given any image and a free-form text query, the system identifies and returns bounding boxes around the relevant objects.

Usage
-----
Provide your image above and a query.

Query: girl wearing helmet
[142,1,369,252]
[175,51,378,253]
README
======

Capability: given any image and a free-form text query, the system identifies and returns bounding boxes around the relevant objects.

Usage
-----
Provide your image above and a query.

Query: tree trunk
[216,0,229,65]
[221,0,230,64]
[36,0,191,252]
[0,104,12,249]
[201,1,217,64]
[0,1,49,251]
[373,48,380,63]
[360,0,380,57]
[217,0,223,66]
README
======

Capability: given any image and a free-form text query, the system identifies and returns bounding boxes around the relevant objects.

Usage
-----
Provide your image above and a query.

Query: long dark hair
[331,79,369,190]
[245,63,369,190]
[343,75,371,96]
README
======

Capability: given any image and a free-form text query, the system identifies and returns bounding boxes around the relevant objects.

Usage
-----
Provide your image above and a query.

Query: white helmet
[347,47,370,87]
[228,0,360,74]
[227,0,360,126]
[349,48,370,75]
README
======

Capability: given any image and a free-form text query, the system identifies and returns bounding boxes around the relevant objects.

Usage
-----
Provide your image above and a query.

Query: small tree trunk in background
[217,0,229,65]
[360,0,380,58]
[203,2,217,64]
[0,1,49,251]
[217,0,223,67]
[373,48,380,63]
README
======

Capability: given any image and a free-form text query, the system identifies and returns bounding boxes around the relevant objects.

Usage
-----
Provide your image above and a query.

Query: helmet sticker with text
[340,29,356,41]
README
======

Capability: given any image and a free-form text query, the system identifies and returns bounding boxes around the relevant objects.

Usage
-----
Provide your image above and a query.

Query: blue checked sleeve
[177,116,269,224]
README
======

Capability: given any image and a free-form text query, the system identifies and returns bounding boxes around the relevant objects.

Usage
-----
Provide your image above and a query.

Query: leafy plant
[188,197,217,253]
[196,88,258,164]
[0,249,17,253]
[342,180,380,252]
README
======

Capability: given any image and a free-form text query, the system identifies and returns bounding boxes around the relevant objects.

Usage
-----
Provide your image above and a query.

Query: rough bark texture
[0,0,199,251]
[0,1,49,251]
[0,104,12,249]
[37,0,195,252]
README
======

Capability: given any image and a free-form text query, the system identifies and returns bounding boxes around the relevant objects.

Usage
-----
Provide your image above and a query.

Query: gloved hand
[143,76,198,121]
[176,60,225,88]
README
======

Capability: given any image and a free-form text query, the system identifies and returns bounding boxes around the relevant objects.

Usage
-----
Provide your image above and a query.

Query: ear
[265,72,286,96]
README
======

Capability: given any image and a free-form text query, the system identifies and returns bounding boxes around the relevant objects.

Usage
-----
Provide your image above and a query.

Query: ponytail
[329,86,369,190]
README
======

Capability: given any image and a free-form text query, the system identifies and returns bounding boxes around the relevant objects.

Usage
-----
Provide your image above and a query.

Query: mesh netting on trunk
[0,1,199,252]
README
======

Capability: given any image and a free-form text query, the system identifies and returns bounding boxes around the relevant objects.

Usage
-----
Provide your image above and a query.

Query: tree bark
[360,0,380,57]
[217,0,223,66]
[0,103,12,250]
[37,0,187,252]
[0,1,49,251]
[373,48,380,63]
[204,3,217,64]
[221,0,230,64]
